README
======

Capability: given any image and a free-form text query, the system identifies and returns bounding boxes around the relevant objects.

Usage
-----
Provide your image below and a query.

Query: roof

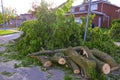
[72,0,120,8]
[66,11,108,17]
[91,11,108,17]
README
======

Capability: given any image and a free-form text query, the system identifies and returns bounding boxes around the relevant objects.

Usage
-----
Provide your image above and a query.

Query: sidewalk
[0,32,22,44]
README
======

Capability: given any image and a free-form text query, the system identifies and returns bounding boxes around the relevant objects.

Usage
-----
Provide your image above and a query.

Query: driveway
[0,32,22,44]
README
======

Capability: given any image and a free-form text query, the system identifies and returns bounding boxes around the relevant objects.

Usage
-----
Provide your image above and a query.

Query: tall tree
[0,12,3,24]
[28,0,39,14]
[4,7,16,22]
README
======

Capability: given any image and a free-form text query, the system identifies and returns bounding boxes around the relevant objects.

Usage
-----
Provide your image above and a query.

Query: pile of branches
[28,46,120,78]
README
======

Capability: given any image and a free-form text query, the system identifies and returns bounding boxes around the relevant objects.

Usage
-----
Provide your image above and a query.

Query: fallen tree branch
[28,46,83,56]
[30,56,52,68]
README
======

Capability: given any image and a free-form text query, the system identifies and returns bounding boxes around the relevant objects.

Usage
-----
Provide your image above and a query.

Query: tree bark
[83,46,110,74]
[51,53,66,65]
[65,47,96,78]
[90,48,118,68]
[67,58,80,74]
[30,56,52,68]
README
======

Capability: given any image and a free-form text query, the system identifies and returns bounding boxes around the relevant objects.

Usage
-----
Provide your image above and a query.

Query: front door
[98,17,101,28]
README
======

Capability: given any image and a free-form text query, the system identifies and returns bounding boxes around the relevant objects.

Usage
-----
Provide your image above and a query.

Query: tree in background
[4,7,17,23]
[0,7,17,28]
[0,12,3,24]
[28,0,39,15]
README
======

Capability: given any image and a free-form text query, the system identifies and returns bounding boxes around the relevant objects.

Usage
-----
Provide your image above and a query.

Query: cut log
[28,46,83,56]
[30,56,52,68]
[51,57,66,65]
[90,48,118,68]
[51,53,66,65]
[58,58,66,65]
[67,58,80,74]
[65,47,96,78]
[83,46,110,74]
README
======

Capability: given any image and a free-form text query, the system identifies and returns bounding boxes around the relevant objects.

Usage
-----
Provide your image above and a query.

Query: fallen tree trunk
[90,48,118,68]
[28,46,83,56]
[65,47,96,78]
[67,58,80,74]
[83,46,110,74]
[30,56,52,68]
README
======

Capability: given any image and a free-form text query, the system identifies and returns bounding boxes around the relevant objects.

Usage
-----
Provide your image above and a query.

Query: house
[8,13,36,28]
[67,0,120,27]
[18,13,36,21]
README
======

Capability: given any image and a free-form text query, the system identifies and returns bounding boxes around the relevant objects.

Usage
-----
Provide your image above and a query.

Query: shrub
[112,19,120,25]
[109,23,120,42]
[16,15,85,56]
[84,27,117,56]
[16,0,84,56]
[19,20,37,34]
[16,20,41,55]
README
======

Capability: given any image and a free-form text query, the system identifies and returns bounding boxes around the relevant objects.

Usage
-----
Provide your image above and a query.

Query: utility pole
[1,0,6,30]
[83,0,92,41]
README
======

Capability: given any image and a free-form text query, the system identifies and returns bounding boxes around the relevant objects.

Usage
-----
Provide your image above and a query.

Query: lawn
[0,30,18,35]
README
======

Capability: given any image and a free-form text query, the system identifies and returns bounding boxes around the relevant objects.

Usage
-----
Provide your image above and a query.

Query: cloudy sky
[0,0,120,15]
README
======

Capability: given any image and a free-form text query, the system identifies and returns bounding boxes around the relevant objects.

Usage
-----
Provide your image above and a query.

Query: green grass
[0,30,17,35]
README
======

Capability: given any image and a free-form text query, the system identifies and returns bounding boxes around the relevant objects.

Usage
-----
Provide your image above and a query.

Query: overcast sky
[0,0,120,15]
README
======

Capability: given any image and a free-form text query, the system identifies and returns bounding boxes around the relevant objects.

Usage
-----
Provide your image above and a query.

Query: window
[91,4,98,11]
[75,18,82,24]
[71,8,74,13]
[79,6,85,11]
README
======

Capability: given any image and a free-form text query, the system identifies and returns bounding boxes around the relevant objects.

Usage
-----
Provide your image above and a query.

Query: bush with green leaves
[16,20,41,55]
[16,0,84,56]
[109,22,120,42]
[112,19,120,25]
[84,27,117,56]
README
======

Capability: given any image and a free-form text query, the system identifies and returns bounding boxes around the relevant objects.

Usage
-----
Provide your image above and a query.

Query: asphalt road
[0,32,65,80]
[0,32,21,44]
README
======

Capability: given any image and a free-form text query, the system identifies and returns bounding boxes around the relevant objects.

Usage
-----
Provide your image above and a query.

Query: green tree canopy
[0,12,3,24]
[4,7,17,22]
